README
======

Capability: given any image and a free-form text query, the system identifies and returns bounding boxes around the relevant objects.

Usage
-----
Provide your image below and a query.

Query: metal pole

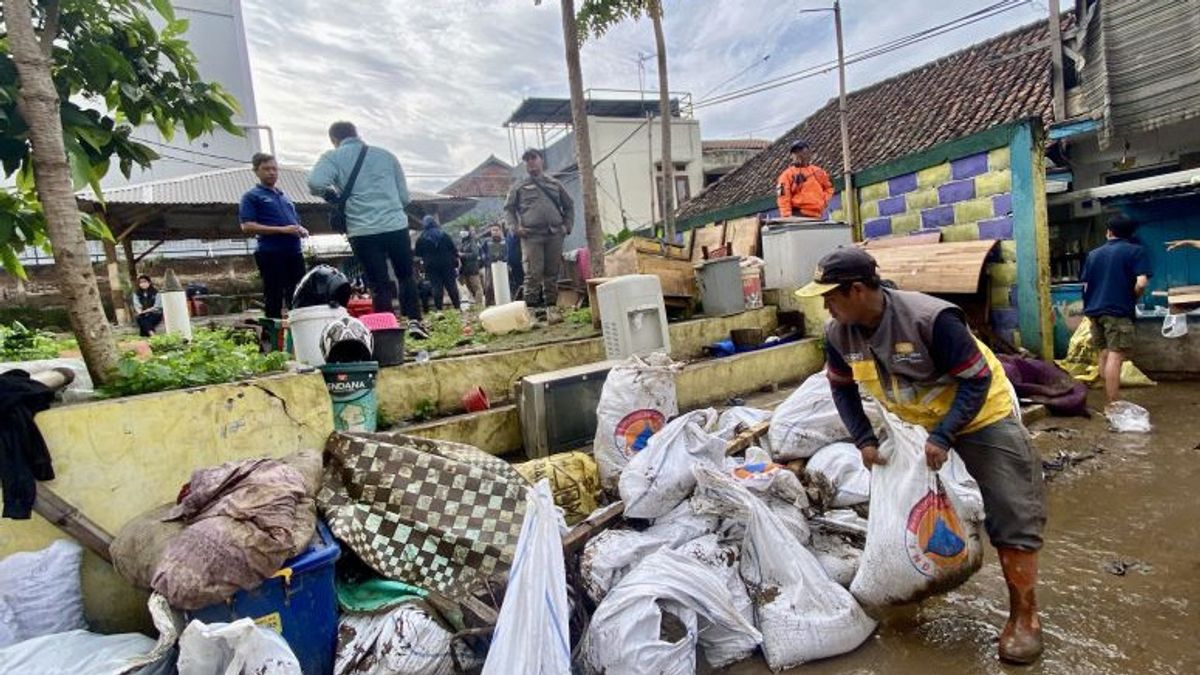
[833,1,857,238]
[613,164,629,230]
[1047,0,1066,121]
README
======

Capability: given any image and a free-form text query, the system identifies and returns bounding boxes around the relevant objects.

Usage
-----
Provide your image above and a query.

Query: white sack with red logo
[619,409,726,519]
[767,371,854,461]
[725,446,810,545]
[593,353,680,494]
[849,406,986,612]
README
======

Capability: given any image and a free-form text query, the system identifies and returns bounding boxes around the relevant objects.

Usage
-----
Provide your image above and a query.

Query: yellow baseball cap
[794,247,880,298]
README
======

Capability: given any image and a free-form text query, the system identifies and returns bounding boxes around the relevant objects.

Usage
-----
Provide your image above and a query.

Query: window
[656,173,692,213]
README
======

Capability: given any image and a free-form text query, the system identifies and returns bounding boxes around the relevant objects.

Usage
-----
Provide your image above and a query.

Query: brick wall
[852,147,1022,345]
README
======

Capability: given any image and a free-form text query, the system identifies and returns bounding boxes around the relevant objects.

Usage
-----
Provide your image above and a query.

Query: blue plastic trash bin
[187,521,341,675]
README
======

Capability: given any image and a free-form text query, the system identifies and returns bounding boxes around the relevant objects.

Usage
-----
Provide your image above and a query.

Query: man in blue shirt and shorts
[1080,215,1151,409]
[240,153,308,319]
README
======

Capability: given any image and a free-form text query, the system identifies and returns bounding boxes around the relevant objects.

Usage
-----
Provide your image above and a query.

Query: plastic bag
[579,549,761,675]
[849,407,986,611]
[0,539,87,649]
[1162,313,1189,339]
[177,618,301,675]
[805,442,871,507]
[619,408,726,519]
[336,604,455,675]
[675,535,759,669]
[1106,400,1152,433]
[593,353,680,493]
[767,371,853,461]
[692,466,875,669]
[1056,318,1156,387]
[713,406,772,441]
[808,527,862,588]
[513,451,601,525]
[0,629,155,675]
[727,446,810,545]
[482,480,571,675]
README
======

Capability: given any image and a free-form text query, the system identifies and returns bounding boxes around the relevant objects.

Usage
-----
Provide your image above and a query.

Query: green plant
[411,398,438,422]
[100,328,287,397]
[565,307,593,325]
[0,321,76,360]
[419,310,493,355]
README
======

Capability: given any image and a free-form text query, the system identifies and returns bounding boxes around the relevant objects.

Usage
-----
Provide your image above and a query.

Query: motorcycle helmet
[320,316,374,363]
[292,264,352,309]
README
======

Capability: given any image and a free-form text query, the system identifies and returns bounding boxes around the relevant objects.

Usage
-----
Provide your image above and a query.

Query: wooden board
[726,217,761,258]
[868,240,999,294]
[585,277,612,328]
[690,223,727,263]
[1168,285,1200,305]
[605,238,698,298]
[864,230,942,249]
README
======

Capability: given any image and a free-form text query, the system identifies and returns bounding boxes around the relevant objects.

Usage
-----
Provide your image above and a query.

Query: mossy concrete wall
[0,373,333,634]
[405,338,826,456]
[376,307,780,421]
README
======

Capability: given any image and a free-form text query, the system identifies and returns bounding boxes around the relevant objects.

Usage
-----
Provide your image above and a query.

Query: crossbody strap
[341,144,369,204]
[531,178,565,218]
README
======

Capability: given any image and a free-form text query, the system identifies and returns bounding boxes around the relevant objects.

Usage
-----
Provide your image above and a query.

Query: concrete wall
[855,147,1021,342]
[1134,315,1200,377]
[0,373,334,633]
[375,307,780,421]
[403,337,827,457]
[105,0,261,187]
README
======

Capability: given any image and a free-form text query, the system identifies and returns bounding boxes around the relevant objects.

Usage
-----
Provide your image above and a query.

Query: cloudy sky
[239,0,1050,191]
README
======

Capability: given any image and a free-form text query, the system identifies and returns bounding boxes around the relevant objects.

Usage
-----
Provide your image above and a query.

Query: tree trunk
[651,0,675,242]
[6,0,119,384]
[560,0,605,276]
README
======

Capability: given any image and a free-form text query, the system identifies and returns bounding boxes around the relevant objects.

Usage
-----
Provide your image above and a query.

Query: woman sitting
[131,274,163,336]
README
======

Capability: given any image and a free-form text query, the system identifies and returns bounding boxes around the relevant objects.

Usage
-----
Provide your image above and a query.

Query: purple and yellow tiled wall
[849,147,1023,346]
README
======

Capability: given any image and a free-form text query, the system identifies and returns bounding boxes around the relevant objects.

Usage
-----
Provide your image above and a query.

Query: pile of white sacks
[580,369,987,673]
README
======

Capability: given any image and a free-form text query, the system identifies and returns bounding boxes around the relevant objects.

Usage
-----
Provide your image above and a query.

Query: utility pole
[1047,0,1066,121]
[833,1,856,238]
[803,2,856,236]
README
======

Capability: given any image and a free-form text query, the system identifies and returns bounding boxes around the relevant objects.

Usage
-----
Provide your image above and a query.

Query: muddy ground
[723,381,1200,675]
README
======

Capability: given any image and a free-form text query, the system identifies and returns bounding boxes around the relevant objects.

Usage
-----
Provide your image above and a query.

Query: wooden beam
[135,239,167,263]
[34,488,114,564]
[115,219,145,243]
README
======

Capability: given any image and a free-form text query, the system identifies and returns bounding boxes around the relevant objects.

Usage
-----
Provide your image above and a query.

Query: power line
[694,0,1027,110]
[698,54,772,101]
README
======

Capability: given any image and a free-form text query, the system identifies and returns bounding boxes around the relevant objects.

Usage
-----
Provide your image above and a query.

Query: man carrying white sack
[796,247,1047,664]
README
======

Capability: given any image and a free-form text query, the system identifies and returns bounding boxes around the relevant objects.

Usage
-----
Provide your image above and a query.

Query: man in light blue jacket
[308,121,425,336]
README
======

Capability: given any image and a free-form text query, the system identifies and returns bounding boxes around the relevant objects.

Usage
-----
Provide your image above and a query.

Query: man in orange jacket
[776,140,834,218]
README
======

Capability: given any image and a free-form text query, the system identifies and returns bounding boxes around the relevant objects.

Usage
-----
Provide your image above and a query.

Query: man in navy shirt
[240,153,308,319]
[1080,215,1151,408]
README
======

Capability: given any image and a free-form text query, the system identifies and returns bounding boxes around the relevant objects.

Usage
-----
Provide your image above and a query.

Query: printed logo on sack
[905,489,969,578]
[731,460,782,489]
[614,409,665,458]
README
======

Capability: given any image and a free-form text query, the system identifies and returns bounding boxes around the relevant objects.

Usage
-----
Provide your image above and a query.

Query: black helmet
[292,264,351,309]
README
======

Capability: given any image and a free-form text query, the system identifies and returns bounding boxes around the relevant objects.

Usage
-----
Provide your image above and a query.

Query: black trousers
[426,266,461,311]
[254,250,306,319]
[135,310,162,337]
[348,230,422,320]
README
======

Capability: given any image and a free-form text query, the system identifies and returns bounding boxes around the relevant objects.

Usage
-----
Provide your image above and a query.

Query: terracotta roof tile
[679,17,1063,221]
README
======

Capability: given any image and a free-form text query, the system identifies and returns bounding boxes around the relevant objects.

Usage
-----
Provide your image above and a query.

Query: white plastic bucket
[480,301,532,335]
[289,305,348,366]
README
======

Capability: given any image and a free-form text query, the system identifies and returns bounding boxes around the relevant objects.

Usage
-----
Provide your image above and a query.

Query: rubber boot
[997,547,1043,664]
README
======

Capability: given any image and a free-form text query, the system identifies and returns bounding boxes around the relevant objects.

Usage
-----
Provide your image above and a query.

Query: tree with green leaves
[578,0,676,241]
[1,0,240,383]
[536,0,606,277]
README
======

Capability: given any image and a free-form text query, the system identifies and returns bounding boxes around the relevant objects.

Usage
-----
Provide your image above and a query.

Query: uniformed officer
[503,148,574,323]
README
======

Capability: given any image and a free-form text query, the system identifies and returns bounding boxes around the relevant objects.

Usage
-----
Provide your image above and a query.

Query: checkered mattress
[319,431,528,599]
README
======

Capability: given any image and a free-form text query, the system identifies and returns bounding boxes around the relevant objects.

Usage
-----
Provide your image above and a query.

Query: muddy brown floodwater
[721,381,1200,675]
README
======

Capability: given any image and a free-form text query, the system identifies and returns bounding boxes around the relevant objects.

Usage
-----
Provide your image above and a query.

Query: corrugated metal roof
[81,165,452,206]
[1077,0,1200,148]
[505,97,680,126]
[1053,168,1200,203]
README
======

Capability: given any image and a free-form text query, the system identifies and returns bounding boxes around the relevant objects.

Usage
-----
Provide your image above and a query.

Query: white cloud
[240,0,1047,190]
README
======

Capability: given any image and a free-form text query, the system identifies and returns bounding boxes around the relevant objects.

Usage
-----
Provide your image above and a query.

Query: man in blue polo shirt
[1080,215,1151,409]
[240,153,308,319]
